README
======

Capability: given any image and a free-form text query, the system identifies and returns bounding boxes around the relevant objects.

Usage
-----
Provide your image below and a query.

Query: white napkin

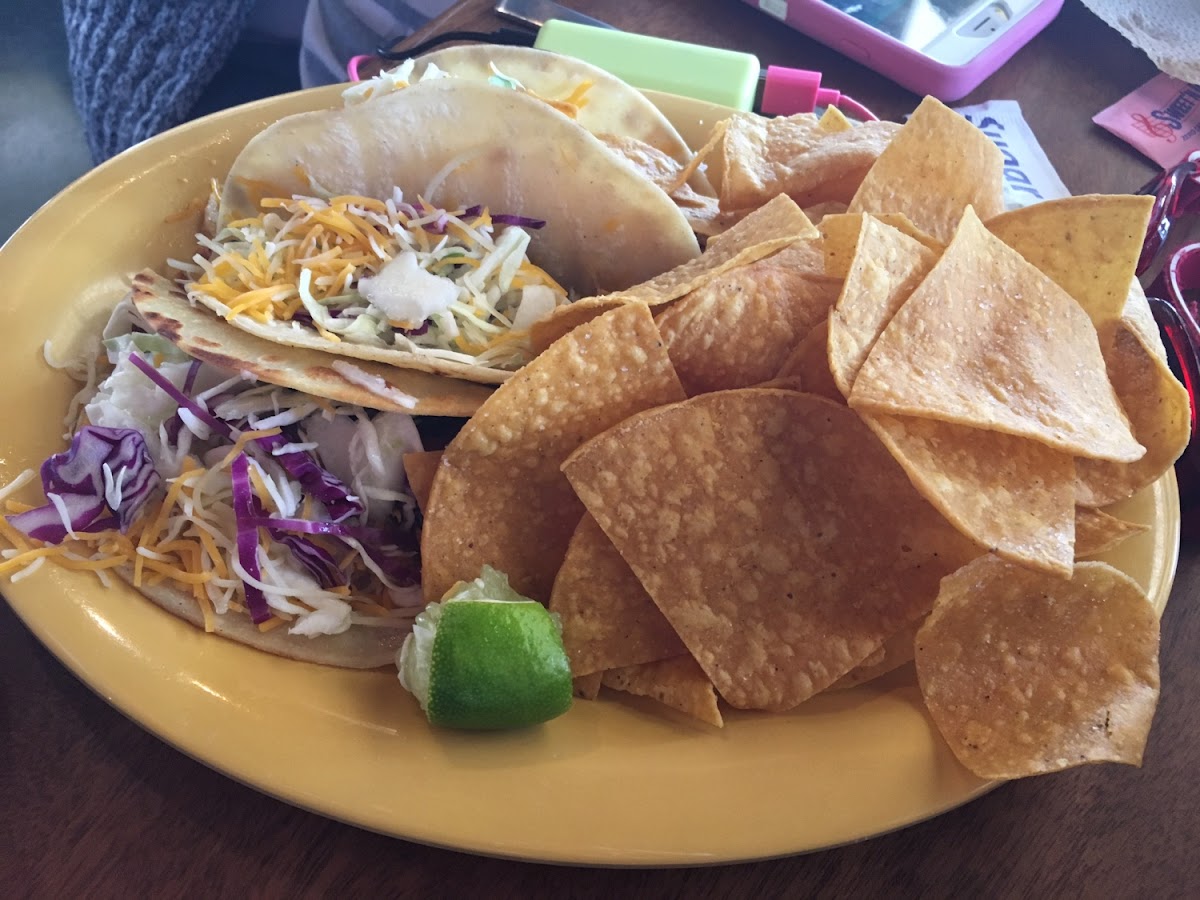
[1081,0,1200,84]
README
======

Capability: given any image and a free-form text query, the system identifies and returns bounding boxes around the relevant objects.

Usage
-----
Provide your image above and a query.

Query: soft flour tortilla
[116,568,404,668]
[190,293,515,385]
[413,45,713,194]
[123,276,421,668]
[218,78,700,297]
[132,271,493,415]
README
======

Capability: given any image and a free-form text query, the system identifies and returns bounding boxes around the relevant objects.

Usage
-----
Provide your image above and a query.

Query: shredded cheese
[196,590,216,633]
[217,427,283,469]
[0,546,64,575]
[176,188,567,372]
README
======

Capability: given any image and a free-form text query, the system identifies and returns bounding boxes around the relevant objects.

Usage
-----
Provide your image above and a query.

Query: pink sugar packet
[1094,73,1200,170]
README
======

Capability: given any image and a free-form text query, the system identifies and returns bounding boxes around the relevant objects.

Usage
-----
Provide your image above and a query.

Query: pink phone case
[745,0,1064,100]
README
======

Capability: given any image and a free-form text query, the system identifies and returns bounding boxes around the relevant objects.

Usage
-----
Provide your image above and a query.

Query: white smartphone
[745,0,1065,100]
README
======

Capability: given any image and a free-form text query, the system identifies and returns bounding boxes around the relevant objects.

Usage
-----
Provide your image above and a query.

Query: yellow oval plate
[0,86,1180,865]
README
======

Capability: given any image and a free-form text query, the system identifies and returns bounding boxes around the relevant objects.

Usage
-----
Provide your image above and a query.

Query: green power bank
[533,20,760,111]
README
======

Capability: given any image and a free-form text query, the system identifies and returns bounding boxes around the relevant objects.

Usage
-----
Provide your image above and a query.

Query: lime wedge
[398,566,573,730]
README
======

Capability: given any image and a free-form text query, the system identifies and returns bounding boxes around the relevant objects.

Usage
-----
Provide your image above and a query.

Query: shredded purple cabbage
[253,432,363,524]
[139,357,382,540]
[241,515,400,545]
[248,515,419,586]
[459,204,547,229]
[273,533,346,588]
[204,390,244,418]
[230,453,272,624]
[242,515,364,538]
[491,213,546,229]
[182,359,203,394]
[413,201,544,232]
[230,471,352,594]
[127,353,232,439]
[357,536,420,586]
[7,427,159,543]
[163,412,185,448]
[16,345,421,610]
[7,493,118,544]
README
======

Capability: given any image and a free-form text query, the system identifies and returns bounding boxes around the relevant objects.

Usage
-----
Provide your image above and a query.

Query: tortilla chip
[1121,278,1168,361]
[828,214,1077,577]
[765,233,827,273]
[751,375,805,392]
[132,271,493,417]
[549,514,686,676]
[915,556,1160,779]
[421,303,685,603]
[1075,506,1150,558]
[861,413,1074,575]
[882,214,942,251]
[819,214,863,281]
[818,106,854,133]
[826,217,938,397]
[803,201,849,224]
[714,111,899,211]
[602,195,817,307]
[820,212,941,279]
[713,112,811,208]
[573,672,603,700]
[1076,317,1191,507]
[530,297,624,356]
[656,241,838,395]
[829,618,920,690]
[848,96,1004,242]
[402,450,443,511]
[986,195,1153,329]
[849,208,1143,464]
[602,655,723,727]
[563,390,979,710]
[844,643,886,678]
[774,319,841,402]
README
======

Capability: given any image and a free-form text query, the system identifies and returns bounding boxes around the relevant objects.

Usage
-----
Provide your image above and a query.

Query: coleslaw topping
[1,302,425,638]
[173,187,569,372]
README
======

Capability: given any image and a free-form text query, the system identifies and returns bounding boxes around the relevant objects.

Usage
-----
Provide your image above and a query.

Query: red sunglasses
[1137,150,1200,521]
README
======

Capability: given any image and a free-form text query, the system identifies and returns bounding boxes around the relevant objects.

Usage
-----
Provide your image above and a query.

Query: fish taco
[188,78,700,383]
[4,296,433,667]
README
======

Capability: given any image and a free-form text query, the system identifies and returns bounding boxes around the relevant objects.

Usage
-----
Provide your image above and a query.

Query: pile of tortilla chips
[418,96,1186,779]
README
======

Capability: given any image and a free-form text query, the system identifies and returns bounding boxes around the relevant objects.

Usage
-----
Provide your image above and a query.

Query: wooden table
[4,1,1196,895]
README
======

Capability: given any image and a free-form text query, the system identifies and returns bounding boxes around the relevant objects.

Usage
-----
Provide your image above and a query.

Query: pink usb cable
[347,55,371,82]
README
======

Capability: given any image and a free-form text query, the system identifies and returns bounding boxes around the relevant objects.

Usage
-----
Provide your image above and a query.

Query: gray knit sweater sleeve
[62,0,259,162]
